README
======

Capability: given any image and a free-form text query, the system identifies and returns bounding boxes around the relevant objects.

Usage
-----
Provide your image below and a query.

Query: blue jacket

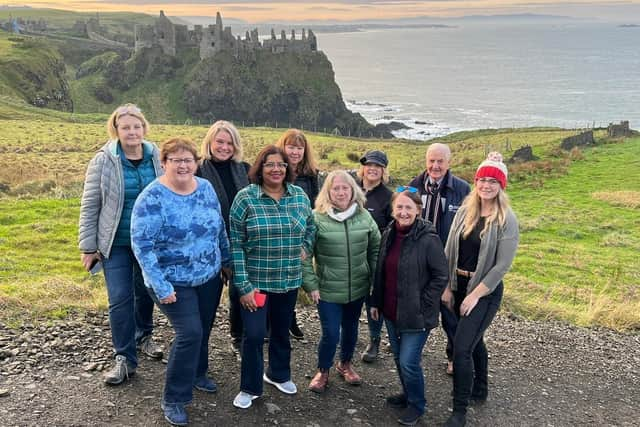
[408,170,471,245]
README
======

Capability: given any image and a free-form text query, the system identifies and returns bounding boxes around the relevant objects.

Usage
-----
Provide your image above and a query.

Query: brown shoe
[335,361,362,385]
[308,369,329,393]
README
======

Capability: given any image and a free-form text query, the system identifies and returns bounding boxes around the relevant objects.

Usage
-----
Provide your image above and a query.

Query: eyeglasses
[477,178,500,185]
[395,186,418,193]
[167,158,196,165]
[263,162,288,169]
[116,105,142,116]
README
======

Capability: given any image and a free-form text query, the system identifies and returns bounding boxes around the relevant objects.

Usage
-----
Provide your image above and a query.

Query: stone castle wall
[134,11,318,60]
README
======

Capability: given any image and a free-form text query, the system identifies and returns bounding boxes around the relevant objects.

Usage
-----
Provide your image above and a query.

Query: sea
[317,22,640,140]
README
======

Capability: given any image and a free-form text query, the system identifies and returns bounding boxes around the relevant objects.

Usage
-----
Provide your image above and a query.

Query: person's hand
[300,249,308,262]
[308,290,320,304]
[441,287,454,311]
[221,267,233,284]
[370,307,379,321]
[460,294,479,316]
[160,292,177,304]
[240,290,258,312]
[81,252,101,271]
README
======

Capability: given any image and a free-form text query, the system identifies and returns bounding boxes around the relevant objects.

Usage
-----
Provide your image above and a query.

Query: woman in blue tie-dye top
[131,138,231,426]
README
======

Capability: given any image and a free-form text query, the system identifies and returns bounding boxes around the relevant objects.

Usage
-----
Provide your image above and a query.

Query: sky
[11,0,640,22]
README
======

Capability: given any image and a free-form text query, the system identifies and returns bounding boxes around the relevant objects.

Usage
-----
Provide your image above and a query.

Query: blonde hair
[461,186,511,239]
[275,129,319,176]
[315,170,366,214]
[200,120,243,162]
[106,103,150,140]
[356,164,390,184]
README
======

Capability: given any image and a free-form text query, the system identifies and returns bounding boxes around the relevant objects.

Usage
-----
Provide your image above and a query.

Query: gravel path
[1,306,638,426]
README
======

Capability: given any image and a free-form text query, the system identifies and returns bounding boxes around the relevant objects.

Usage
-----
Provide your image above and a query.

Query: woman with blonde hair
[79,103,164,386]
[197,120,250,354]
[442,153,519,427]
[276,128,320,339]
[303,170,380,393]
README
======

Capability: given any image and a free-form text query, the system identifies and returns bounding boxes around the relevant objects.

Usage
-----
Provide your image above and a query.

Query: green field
[0,103,638,331]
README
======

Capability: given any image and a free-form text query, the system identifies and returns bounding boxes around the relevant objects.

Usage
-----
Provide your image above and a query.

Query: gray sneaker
[103,355,135,385]
[138,336,163,359]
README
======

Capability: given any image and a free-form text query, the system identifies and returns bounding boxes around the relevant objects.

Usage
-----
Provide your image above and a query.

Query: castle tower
[215,12,223,40]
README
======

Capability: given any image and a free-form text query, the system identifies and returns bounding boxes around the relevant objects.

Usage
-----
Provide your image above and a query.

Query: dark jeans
[385,320,429,415]
[240,289,298,396]
[102,246,155,369]
[228,282,243,340]
[364,295,384,340]
[150,276,223,405]
[442,301,459,361]
[452,282,503,415]
[316,297,365,369]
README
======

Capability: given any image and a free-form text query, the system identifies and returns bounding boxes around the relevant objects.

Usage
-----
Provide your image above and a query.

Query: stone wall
[560,130,594,150]
[607,121,631,138]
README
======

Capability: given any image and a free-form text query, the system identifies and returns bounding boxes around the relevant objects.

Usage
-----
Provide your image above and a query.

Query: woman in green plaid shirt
[229,145,315,409]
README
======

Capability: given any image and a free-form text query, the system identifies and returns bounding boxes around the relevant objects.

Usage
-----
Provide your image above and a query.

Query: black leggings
[451,281,503,414]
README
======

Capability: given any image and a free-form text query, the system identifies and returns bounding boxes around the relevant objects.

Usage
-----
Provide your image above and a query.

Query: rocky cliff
[184,50,377,136]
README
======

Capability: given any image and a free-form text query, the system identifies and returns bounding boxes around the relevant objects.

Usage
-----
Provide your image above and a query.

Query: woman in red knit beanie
[442,152,519,427]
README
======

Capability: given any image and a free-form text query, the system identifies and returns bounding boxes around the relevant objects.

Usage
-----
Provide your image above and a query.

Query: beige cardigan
[444,205,519,294]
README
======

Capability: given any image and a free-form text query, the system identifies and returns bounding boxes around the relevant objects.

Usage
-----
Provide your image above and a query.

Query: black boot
[289,310,304,339]
[361,337,381,363]
[444,411,466,427]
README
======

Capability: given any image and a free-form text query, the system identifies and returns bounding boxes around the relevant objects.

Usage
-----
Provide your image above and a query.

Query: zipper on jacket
[344,221,352,301]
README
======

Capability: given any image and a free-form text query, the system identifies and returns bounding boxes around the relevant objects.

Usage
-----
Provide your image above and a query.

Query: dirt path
[1,307,638,426]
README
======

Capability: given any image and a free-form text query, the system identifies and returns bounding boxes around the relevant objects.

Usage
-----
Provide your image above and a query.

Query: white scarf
[328,203,358,222]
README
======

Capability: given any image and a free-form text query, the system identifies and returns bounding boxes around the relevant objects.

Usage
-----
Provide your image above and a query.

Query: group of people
[79,104,519,427]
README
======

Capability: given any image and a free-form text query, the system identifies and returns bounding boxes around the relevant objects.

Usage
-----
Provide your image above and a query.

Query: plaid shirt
[230,183,315,295]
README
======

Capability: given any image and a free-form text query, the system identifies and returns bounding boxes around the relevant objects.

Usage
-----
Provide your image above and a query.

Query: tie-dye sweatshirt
[131,177,231,300]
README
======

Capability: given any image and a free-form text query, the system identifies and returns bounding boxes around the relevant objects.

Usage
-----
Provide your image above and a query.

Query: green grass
[506,138,640,330]
[0,111,637,330]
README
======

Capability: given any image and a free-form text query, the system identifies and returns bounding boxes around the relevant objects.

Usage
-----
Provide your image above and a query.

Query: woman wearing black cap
[357,150,393,363]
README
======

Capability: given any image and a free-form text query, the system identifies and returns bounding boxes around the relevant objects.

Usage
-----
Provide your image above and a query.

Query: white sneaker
[233,391,259,409]
[263,373,297,395]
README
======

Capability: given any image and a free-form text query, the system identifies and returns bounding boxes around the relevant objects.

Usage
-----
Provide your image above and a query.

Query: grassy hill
[0,107,638,331]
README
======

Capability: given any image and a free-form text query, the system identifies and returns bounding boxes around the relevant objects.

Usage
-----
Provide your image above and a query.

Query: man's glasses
[263,162,288,169]
[167,158,196,165]
[395,185,418,193]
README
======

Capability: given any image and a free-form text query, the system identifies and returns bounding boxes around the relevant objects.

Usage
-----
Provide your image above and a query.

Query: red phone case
[254,291,267,308]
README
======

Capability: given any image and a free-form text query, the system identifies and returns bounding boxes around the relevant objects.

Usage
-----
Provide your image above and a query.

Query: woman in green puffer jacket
[302,170,381,394]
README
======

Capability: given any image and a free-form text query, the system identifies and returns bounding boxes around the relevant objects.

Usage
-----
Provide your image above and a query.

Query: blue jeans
[102,246,155,368]
[452,282,503,415]
[364,295,384,340]
[239,289,298,396]
[150,276,223,405]
[317,297,365,369]
[385,320,430,415]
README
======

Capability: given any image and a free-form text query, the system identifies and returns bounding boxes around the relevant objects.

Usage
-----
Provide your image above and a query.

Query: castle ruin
[134,11,317,60]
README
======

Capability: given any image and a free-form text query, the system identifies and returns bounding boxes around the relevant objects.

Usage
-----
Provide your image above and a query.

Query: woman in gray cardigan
[79,104,164,386]
[442,153,519,427]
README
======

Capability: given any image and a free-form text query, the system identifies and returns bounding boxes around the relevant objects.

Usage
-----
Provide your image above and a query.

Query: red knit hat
[475,152,508,189]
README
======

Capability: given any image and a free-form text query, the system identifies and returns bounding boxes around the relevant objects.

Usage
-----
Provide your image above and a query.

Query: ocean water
[318,23,640,140]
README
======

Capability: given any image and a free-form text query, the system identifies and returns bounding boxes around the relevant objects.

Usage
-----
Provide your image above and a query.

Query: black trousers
[452,281,503,414]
